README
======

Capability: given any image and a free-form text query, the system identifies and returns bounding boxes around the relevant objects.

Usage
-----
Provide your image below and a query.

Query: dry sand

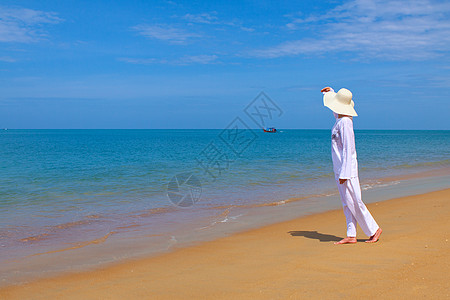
[1,189,449,299]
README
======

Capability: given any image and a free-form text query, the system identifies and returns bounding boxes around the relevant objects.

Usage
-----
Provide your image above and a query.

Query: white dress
[325,89,379,237]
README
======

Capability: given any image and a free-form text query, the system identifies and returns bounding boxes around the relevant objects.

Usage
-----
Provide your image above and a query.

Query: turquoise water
[0,129,449,278]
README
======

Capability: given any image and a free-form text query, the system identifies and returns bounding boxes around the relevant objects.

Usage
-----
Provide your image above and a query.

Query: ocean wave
[27,231,117,257]
[391,159,450,169]
[361,180,400,191]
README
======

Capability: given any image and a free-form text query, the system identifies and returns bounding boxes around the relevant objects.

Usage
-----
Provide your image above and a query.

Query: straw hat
[323,88,358,116]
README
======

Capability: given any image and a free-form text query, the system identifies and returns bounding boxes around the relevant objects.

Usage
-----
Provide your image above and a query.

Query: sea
[1,129,449,285]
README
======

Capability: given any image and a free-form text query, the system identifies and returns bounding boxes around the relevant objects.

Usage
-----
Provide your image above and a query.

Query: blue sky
[1,0,449,129]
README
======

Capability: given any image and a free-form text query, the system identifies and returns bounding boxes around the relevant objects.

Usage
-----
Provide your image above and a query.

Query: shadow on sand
[288,230,366,242]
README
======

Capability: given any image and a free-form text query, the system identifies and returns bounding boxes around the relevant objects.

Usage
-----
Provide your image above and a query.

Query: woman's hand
[321,87,332,93]
[339,178,347,184]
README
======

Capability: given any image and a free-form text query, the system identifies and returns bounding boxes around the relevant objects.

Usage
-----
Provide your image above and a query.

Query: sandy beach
[1,187,449,299]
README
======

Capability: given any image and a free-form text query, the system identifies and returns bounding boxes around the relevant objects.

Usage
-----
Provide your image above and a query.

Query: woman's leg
[336,178,357,237]
[346,177,379,237]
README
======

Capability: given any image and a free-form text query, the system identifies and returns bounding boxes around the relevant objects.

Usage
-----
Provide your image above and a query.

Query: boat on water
[263,127,277,133]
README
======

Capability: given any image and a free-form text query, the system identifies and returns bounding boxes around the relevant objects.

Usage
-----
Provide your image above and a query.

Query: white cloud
[0,56,16,62]
[239,26,255,32]
[117,57,159,64]
[164,0,177,6]
[177,54,218,65]
[133,24,201,44]
[181,12,255,32]
[251,0,450,60]
[118,54,218,65]
[0,6,62,43]
[182,13,218,24]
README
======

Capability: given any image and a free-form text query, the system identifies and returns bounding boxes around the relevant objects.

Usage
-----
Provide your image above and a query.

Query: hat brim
[323,92,358,116]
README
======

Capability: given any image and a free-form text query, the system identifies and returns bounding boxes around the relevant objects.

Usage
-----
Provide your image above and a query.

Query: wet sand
[1,188,449,299]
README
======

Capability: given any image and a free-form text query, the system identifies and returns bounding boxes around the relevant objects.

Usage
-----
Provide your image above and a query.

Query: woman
[321,86,382,244]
